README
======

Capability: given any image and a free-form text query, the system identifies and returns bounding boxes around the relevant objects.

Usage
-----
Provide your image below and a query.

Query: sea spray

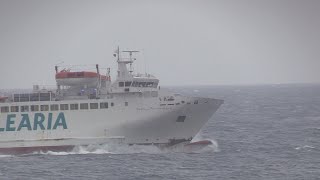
[192,131,219,152]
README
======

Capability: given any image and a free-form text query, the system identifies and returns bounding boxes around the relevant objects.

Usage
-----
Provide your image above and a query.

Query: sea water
[0,84,320,180]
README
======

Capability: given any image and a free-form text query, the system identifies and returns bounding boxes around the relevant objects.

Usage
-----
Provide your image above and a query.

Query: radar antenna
[122,50,139,75]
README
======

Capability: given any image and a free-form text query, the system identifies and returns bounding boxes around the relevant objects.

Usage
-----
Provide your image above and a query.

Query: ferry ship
[0,48,223,154]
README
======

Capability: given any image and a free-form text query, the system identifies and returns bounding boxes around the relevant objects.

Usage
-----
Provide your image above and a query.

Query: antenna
[122,50,139,75]
[113,46,120,61]
[96,64,101,97]
[117,46,120,62]
[107,68,110,76]
[143,49,147,75]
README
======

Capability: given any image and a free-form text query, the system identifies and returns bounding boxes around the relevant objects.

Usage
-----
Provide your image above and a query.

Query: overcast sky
[0,0,319,88]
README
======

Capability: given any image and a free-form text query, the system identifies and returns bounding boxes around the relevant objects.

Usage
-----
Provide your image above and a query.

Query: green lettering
[6,114,16,131]
[17,114,32,131]
[33,113,45,130]
[53,112,67,129]
[47,113,53,130]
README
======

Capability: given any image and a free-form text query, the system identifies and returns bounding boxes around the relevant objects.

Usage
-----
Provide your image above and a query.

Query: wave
[0,155,13,158]
[295,145,316,151]
[192,131,219,153]
[2,131,219,157]
[31,137,219,156]
[34,143,163,156]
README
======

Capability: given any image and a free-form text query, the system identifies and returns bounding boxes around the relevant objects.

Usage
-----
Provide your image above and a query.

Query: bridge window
[80,103,88,110]
[138,82,146,87]
[153,83,158,88]
[1,106,9,113]
[31,105,39,112]
[194,100,198,104]
[146,82,154,87]
[40,105,49,111]
[50,104,59,111]
[11,106,19,112]
[176,116,186,122]
[60,104,69,110]
[125,102,128,106]
[111,102,114,107]
[21,106,29,112]
[125,81,132,87]
[132,81,137,87]
[100,102,108,109]
[119,82,124,87]
[167,97,174,101]
[70,103,79,110]
[90,103,98,109]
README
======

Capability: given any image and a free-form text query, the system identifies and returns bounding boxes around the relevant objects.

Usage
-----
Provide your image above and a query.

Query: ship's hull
[0,96,223,155]
[0,145,74,155]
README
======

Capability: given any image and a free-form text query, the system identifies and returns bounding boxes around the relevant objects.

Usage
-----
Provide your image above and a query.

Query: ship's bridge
[111,74,159,93]
[110,48,159,94]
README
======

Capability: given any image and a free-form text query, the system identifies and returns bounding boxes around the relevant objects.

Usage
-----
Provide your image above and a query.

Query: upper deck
[0,47,161,104]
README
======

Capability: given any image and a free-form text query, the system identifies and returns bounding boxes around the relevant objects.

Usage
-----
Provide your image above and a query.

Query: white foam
[37,144,112,156]
[0,155,12,158]
[192,131,219,152]
[303,145,315,149]
[27,132,219,156]
[295,145,316,151]
[34,143,163,156]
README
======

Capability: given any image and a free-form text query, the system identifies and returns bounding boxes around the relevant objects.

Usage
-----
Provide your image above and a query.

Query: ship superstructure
[0,48,223,154]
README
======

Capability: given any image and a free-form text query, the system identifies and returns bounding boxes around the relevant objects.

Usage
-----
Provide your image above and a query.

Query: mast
[96,64,101,96]
[115,47,139,79]
[122,50,139,75]
[55,66,61,95]
[117,46,120,62]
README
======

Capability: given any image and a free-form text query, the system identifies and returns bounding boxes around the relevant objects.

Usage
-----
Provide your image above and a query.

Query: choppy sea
[1,84,320,180]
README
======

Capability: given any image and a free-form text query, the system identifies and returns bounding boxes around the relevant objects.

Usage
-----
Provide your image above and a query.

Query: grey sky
[0,0,319,88]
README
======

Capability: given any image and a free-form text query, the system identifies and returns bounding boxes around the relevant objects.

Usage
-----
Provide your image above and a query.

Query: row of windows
[13,92,54,102]
[0,102,124,113]
[119,81,158,88]
[159,100,198,106]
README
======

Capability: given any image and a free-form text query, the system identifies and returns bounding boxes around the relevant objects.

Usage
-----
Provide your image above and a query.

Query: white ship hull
[0,95,223,154]
[0,48,224,154]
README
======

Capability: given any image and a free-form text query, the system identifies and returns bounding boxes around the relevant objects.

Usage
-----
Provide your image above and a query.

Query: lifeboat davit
[56,71,109,86]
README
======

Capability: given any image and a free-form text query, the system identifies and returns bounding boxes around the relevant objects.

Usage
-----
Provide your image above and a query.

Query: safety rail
[12,92,55,102]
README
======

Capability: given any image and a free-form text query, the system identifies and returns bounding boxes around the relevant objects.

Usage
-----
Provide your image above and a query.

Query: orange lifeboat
[0,96,8,102]
[55,71,110,86]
